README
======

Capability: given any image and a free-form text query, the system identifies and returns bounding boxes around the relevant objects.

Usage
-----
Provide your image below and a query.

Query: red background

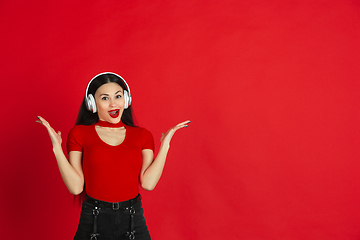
[1,1,360,239]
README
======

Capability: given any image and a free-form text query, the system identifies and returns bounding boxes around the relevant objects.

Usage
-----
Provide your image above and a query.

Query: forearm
[141,143,170,191]
[52,146,84,195]
[140,120,190,190]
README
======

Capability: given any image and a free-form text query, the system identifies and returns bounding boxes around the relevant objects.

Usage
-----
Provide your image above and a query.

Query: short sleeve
[141,128,154,151]
[67,126,84,153]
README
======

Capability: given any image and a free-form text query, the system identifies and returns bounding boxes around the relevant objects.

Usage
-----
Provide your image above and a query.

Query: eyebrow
[99,90,123,97]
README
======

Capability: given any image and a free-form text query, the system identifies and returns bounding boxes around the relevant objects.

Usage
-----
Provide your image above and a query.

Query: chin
[108,118,121,124]
[99,116,121,124]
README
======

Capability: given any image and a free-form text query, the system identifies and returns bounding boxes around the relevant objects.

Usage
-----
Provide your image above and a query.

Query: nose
[109,97,116,107]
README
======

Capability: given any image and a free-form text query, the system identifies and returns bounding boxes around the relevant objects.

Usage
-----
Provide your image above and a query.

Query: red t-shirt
[67,124,154,202]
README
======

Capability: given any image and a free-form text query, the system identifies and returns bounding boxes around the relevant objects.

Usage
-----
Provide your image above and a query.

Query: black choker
[96,120,125,128]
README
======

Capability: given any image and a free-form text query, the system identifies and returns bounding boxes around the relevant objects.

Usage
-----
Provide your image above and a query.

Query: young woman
[37,72,190,240]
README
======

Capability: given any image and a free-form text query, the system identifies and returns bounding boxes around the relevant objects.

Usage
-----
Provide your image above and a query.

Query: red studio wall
[1,1,360,239]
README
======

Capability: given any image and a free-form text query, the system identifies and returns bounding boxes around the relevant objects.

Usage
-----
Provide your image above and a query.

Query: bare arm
[36,116,84,195]
[140,120,190,191]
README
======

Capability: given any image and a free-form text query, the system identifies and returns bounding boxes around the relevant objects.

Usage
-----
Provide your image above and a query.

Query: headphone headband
[85,72,131,99]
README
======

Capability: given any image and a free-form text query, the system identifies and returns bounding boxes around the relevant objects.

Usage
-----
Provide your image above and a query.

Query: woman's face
[94,82,125,124]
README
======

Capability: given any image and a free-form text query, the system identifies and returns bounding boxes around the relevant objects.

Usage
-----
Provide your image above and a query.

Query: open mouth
[108,109,120,118]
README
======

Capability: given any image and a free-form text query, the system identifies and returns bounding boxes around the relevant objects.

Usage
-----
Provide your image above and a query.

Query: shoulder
[125,126,154,146]
[126,125,152,135]
[125,125,154,150]
[68,124,94,138]
[70,124,94,132]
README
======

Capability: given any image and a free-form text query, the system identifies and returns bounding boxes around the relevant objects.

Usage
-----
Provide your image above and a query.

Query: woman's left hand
[160,120,191,146]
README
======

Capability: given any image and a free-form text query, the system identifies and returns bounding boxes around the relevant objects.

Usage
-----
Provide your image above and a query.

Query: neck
[96,120,125,128]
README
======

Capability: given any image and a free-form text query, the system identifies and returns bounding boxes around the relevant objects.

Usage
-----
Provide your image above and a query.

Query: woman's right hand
[36,116,62,148]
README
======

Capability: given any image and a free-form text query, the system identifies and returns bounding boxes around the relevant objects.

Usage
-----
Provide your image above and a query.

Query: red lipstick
[108,109,120,118]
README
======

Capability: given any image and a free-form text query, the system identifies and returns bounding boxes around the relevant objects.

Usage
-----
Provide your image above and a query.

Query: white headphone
[85,72,132,113]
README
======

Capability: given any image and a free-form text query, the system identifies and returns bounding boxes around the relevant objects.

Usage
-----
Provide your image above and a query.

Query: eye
[102,96,109,100]
[116,94,122,99]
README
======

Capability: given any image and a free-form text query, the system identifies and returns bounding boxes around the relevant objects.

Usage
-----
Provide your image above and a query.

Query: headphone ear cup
[124,90,130,109]
[86,94,97,113]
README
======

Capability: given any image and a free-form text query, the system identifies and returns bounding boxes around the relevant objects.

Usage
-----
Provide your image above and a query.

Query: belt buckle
[112,202,120,210]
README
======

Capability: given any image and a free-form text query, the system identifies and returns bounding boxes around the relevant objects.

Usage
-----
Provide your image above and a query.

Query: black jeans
[74,194,151,240]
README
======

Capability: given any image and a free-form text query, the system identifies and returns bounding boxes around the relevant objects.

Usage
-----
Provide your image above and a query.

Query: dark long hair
[74,73,136,204]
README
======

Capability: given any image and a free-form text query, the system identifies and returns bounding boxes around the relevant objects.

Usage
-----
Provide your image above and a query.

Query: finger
[37,116,49,125]
[58,131,61,136]
[176,120,191,127]
[173,122,191,130]
[37,116,54,129]
[171,124,190,132]
[36,116,43,124]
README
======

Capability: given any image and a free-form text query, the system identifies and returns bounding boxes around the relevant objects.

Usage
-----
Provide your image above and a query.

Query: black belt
[85,194,142,210]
